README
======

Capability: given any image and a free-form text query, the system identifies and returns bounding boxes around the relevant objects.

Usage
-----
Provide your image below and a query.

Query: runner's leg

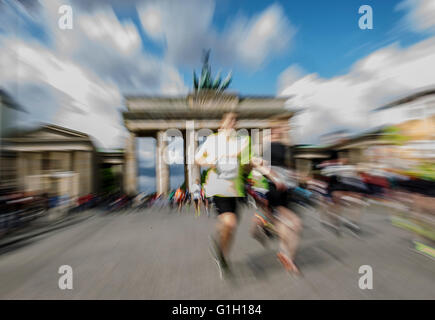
[217,212,238,257]
[275,206,302,273]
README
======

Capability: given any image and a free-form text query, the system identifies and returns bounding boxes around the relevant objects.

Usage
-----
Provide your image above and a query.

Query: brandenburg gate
[122,90,292,195]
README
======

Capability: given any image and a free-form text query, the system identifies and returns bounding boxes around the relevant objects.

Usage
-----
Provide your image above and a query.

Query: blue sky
[2,0,435,192]
[111,0,430,95]
[2,1,433,104]
[15,0,423,95]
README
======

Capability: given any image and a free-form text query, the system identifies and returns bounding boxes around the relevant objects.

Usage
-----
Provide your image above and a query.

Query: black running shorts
[266,184,288,208]
[213,196,239,217]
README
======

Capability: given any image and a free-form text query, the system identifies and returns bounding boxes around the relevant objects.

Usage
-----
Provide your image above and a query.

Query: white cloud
[138,1,294,69]
[228,4,294,68]
[4,39,118,112]
[41,2,188,96]
[0,0,188,149]
[277,64,306,95]
[79,11,141,54]
[139,3,164,41]
[397,0,435,33]
[0,37,125,148]
[279,37,435,144]
[139,0,215,66]
[160,65,189,96]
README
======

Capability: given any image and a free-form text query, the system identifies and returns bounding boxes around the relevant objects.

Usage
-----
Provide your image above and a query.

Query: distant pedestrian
[192,179,202,217]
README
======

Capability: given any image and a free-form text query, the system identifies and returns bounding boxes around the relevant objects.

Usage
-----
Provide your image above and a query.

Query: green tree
[101,168,117,193]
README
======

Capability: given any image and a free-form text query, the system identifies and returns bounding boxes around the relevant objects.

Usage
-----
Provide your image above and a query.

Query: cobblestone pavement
[0,204,434,299]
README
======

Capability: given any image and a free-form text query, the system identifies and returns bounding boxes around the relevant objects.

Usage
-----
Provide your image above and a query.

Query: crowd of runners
[191,111,435,279]
[100,111,435,280]
[169,182,212,217]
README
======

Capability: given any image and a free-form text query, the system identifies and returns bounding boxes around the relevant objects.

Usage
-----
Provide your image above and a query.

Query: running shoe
[253,224,269,248]
[208,236,231,279]
[277,252,301,276]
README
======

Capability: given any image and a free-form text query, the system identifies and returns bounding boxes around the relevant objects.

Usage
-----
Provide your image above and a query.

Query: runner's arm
[194,137,216,167]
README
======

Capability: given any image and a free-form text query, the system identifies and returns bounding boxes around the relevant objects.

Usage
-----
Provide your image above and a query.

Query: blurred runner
[246,169,275,247]
[252,120,302,275]
[175,187,184,213]
[192,179,202,217]
[168,189,176,209]
[184,188,191,212]
[201,185,211,217]
[195,112,251,279]
[320,156,370,235]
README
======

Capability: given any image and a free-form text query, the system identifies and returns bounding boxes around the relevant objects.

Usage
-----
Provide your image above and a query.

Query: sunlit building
[0,124,98,199]
[371,89,435,170]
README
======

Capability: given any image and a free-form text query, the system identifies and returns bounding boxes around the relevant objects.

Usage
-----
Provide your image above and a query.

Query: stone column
[16,151,27,190]
[156,130,170,195]
[261,128,272,165]
[183,130,188,189]
[124,132,137,196]
[72,151,92,196]
[69,151,76,198]
[251,128,262,157]
[185,121,200,191]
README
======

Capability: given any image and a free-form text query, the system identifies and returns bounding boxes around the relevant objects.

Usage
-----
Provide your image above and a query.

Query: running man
[247,168,274,247]
[320,155,370,235]
[184,188,191,211]
[192,179,202,217]
[195,112,251,279]
[252,119,302,275]
[201,186,210,217]
[175,187,184,213]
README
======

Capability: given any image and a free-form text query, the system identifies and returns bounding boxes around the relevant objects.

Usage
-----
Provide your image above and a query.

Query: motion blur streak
[0,0,434,299]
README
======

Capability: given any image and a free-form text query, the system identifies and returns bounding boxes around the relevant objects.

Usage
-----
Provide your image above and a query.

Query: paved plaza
[0,204,434,299]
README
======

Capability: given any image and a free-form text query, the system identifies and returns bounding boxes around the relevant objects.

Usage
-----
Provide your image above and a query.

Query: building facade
[0,125,97,199]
